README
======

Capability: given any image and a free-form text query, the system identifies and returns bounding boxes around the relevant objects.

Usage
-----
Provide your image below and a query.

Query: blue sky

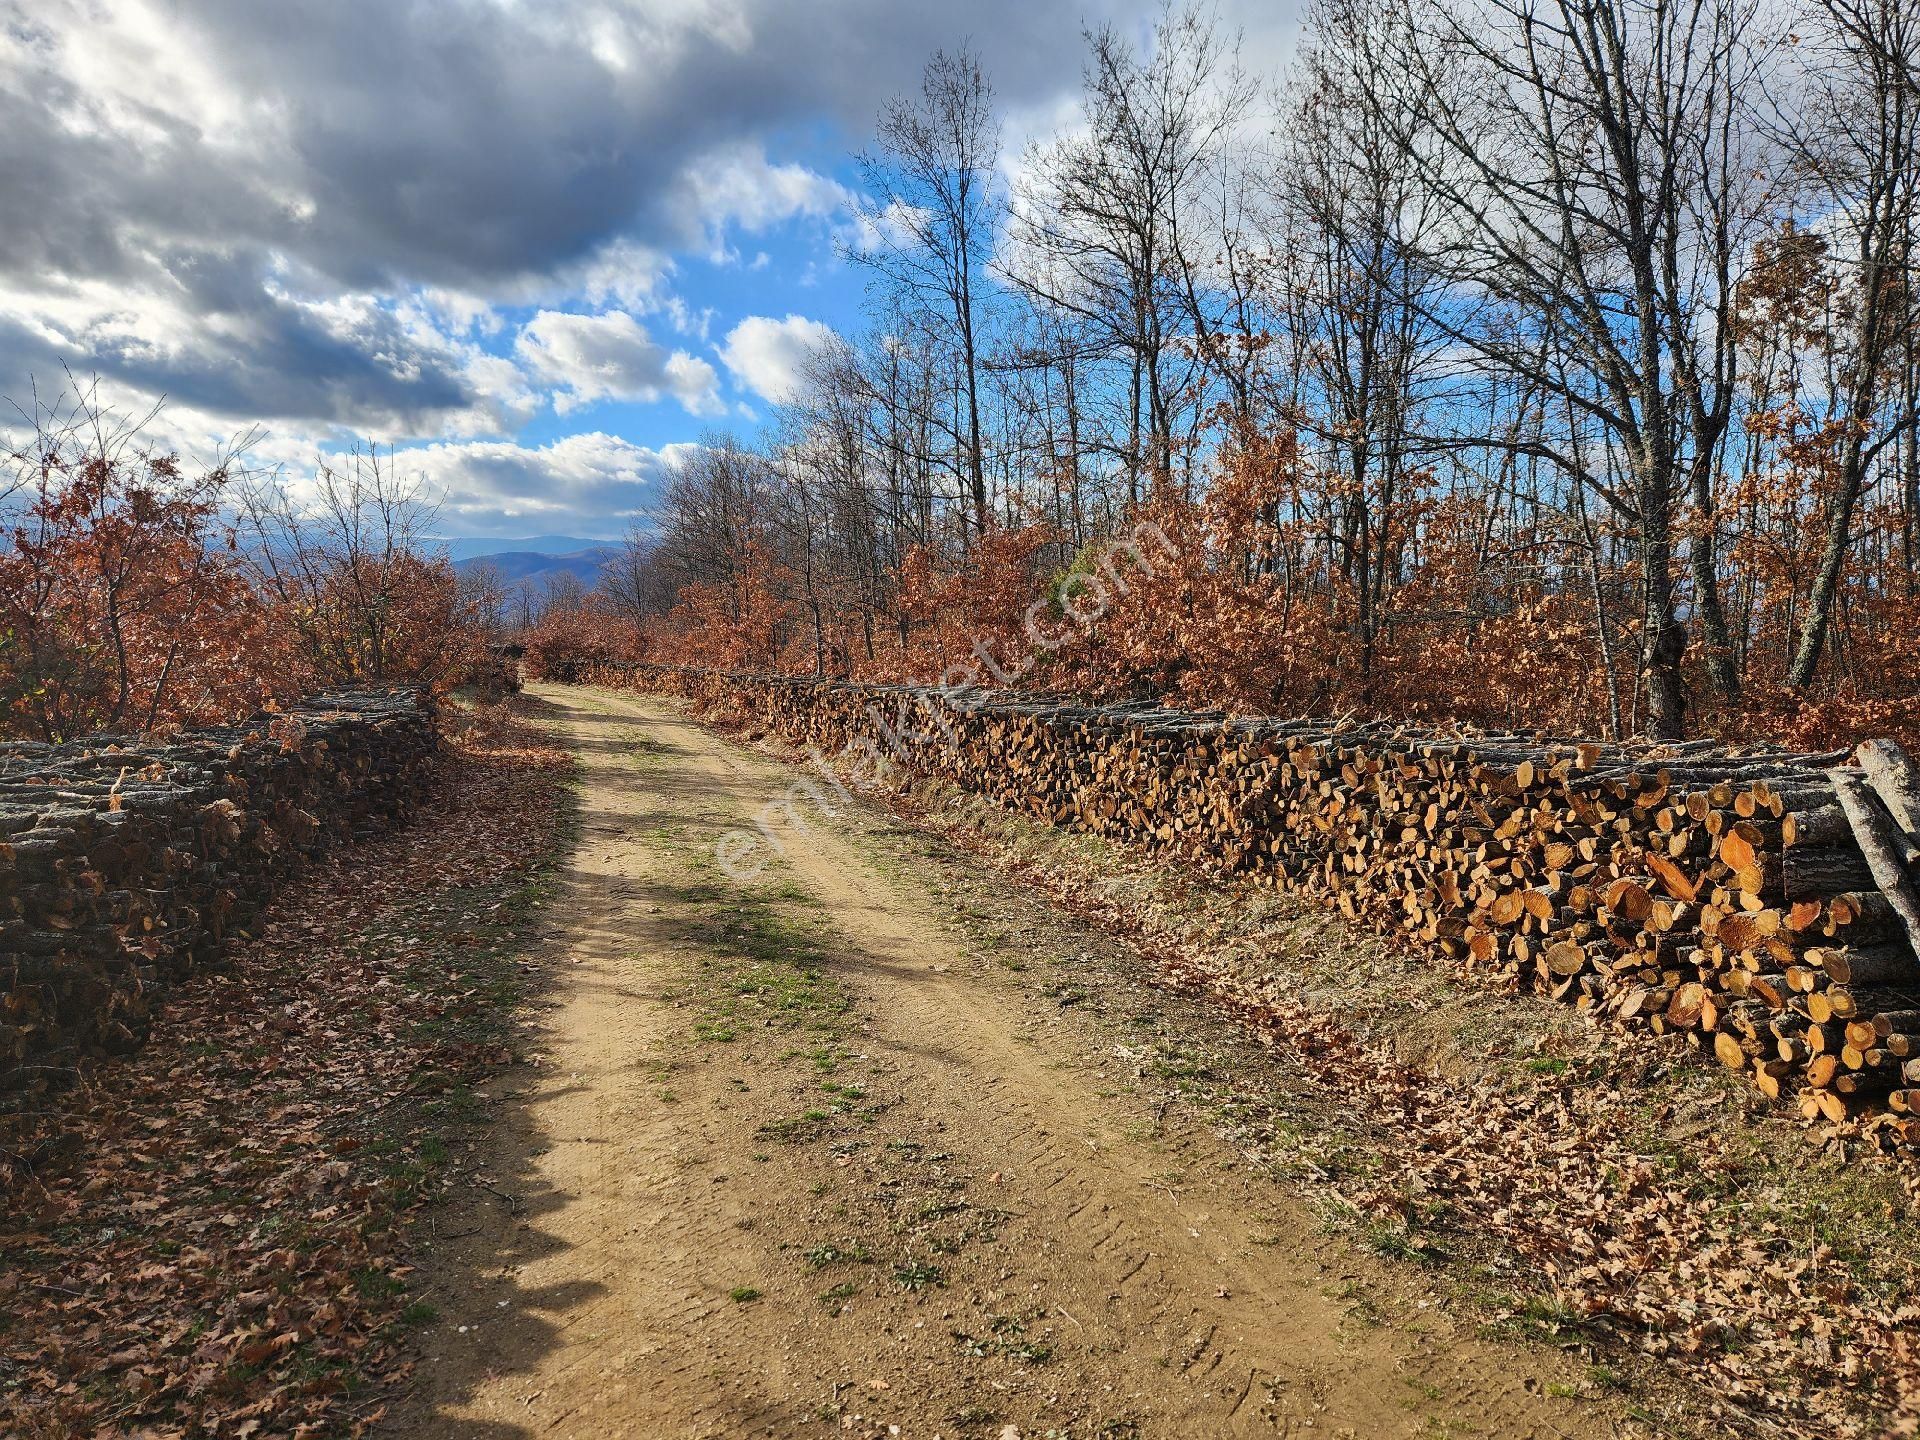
[0,0,1299,541]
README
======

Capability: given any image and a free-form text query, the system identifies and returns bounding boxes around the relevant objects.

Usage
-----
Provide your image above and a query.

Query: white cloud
[565,239,676,312]
[662,294,716,340]
[394,432,702,534]
[844,197,931,255]
[516,309,722,416]
[673,142,855,255]
[412,287,502,337]
[717,313,836,404]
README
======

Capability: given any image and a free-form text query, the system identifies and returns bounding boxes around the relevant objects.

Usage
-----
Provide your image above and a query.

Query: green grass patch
[804,1240,872,1269]
[893,1260,946,1291]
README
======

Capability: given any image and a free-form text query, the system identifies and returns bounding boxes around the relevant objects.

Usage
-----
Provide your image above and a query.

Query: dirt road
[395,685,1625,1439]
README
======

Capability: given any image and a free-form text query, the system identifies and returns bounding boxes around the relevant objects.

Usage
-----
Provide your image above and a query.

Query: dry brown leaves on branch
[0,700,572,1439]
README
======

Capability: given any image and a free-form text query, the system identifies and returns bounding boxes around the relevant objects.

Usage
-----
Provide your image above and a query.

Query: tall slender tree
[1782,0,1920,686]
[855,46,1001,536]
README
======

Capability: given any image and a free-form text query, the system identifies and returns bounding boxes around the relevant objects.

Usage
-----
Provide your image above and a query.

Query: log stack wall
[582,660,1920,1144]
[0,689,439,1108]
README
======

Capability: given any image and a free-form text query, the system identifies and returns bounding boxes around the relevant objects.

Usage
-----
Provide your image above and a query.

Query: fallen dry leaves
[1153,957,1920,1440]
[0,700,572,1439]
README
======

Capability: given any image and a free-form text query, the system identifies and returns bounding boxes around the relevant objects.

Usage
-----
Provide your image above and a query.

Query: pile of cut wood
[586,661,1920,1144]
[0,689,440,1112]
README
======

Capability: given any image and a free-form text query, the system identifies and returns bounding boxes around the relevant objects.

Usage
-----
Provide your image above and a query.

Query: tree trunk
[1639,489,1688,740]
[959,252,989,535]
[1857,738,1920,862]
[1831,768,1920,958]
[1788,424,1870,688]
[1688,455,1741,706]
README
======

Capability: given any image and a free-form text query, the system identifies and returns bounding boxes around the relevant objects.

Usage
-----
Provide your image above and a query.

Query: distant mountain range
[434,534,617,562]
[438,534,625,591]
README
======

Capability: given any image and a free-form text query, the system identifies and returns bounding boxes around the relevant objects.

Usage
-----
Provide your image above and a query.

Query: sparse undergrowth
[0,698,576,1439]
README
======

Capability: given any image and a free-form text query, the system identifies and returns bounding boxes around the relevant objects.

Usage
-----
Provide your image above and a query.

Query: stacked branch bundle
[580,660,1920,1144]
[0,690,439,1110]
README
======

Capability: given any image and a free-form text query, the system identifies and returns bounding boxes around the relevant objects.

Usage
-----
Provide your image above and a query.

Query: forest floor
[0,699,577,1439]
[392,685,1644,1440]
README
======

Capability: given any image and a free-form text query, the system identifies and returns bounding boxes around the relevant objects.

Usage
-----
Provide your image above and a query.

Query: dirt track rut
[394,684,1622,1439]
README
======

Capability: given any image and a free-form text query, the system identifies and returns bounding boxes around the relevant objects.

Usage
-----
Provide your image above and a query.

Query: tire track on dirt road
[394,685,1629,1440]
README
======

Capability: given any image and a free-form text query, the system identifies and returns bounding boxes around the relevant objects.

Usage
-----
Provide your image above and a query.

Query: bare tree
[1781,0,1920,685]
[1348,0,1779,735]
[237,442,465,685]
[602,527,679,624]
[649,432,779,648]
[1009,6,1256,503]
[1271,2,1453,704]
[856,46,1001,535]
[540,568,589,617]
[458,558,511,643]
[505,579,539,634]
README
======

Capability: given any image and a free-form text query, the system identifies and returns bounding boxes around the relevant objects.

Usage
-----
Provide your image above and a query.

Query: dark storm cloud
[94,290,472,426]
[159,0,1111,289]
[0,0,1125,431]
[1,0,1108,293]
[0,249,479,433]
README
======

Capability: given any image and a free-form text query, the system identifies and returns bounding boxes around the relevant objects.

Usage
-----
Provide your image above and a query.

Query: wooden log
[1830,768,1920,960]
[1856,738,1920,867]
[1781,845,1877,900]
[1822,890,1907,943]
[1873,1009,1920,1039]
[1809,942,1918,988]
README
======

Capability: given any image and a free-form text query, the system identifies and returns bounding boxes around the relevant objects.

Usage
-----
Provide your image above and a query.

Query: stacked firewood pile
[0,690,439,1109]
[579,660,1920,1143]
[460,644,524,701]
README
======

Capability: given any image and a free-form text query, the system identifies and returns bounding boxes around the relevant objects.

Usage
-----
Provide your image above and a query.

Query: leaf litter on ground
[0,699,573,1440]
